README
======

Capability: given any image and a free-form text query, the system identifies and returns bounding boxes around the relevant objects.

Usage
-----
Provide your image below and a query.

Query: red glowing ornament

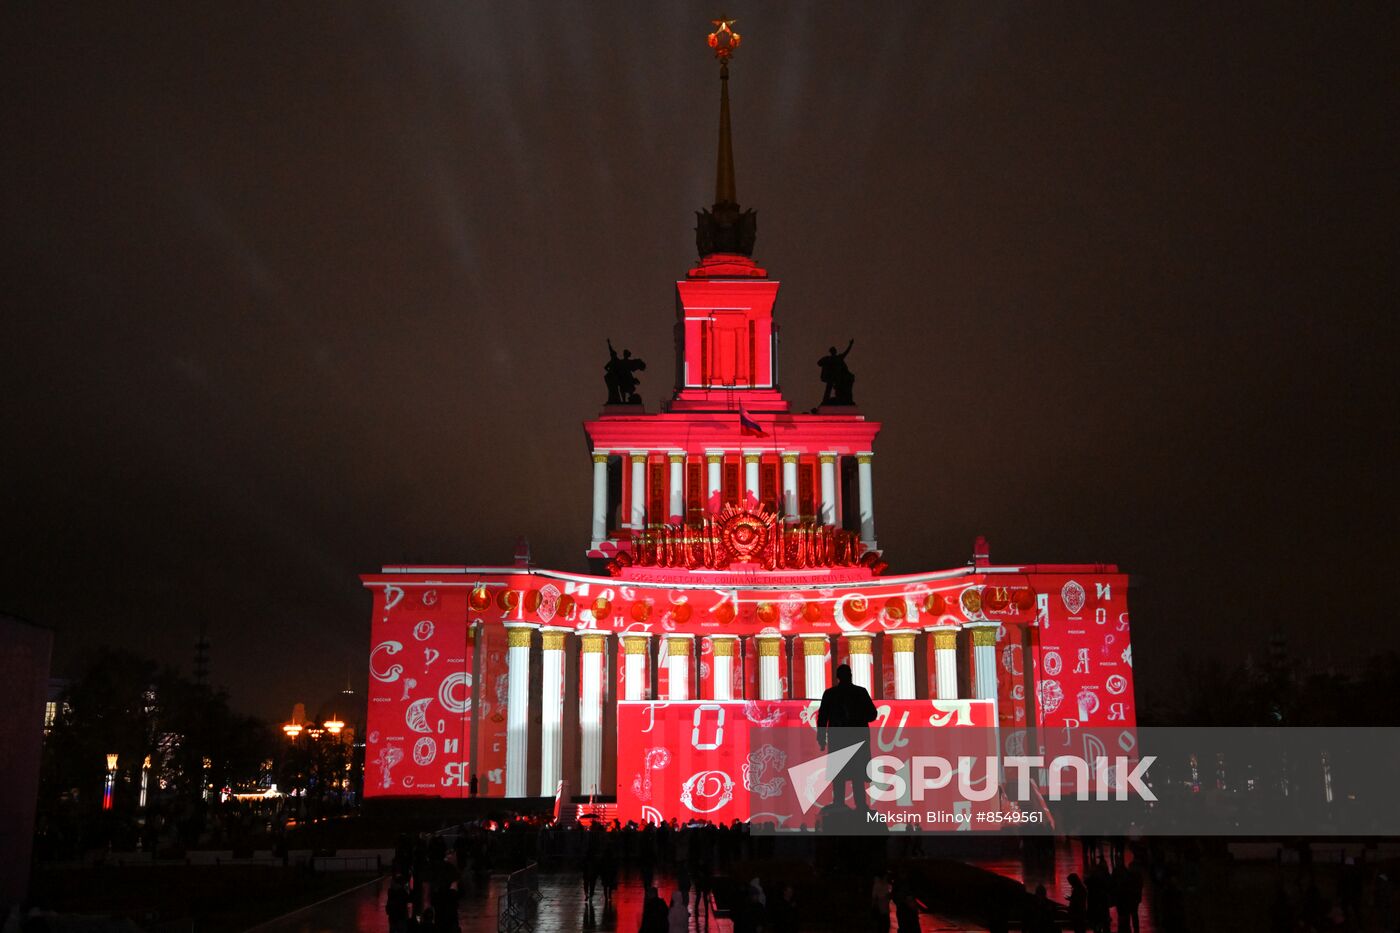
[1014,588,1037,611]
[844,597,870,622]
[523,590,542,613]
[802,601,823,624]
[630,601,652,623]
[884,596,906,621]
[713,602,736,625]
[923,592,946,615]
[592,597,612,620]
[673,603,693,624]
[706,18,742,63]
[496,589,519,612]
[755,602,778,625]
[468,587,492,612]
[982,586,1011,612]
[557,594,576,618]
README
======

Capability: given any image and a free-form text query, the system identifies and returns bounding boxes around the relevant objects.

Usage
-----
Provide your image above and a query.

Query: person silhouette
[818,339,856,406]
[816,663,878,811]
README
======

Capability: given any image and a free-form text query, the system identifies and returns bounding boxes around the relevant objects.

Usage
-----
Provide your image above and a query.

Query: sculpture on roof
[604,338,646,405]
[818,339,856,406]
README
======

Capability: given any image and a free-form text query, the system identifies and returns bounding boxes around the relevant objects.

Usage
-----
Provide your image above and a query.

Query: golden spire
[707,19,742,207]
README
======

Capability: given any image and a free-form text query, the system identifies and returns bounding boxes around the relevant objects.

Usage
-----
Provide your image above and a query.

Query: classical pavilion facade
[362,29,1136,815]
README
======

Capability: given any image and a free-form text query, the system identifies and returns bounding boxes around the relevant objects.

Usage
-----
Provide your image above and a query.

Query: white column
[757,635,783,700]
[705,452,723,512]
[629,452,647,529]
[579,633,605,796]
[744,453,761,505]
[931,627,959,699]
[966,623,999,704]
[666,634,693,700]
[539,628,566,797]
[890,631,917,700]
[667,453,685,523]
[856,451,877,547]
[591,452,609,545]
[799,634,830,699]
[710,636,737,700]
[781,452,799,521]
[622,633,651,701]
[819,453,838,525]
[504,624,535,798]
[846,634,875,693]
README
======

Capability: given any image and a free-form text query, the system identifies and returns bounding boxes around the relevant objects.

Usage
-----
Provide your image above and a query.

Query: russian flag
[739,401,768,437]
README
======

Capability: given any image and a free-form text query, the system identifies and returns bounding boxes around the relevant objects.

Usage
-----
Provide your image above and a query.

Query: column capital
[592,452,610,464]
[856,451,874,465]
[963,622,999,647]
[819,451,838,464]
[580,632,607,654]
[664,634,693,655]
[756,634,784,657]
[800,635,829,656]
[743,452,761,465]
[929,627,959,650]
[621,632,653,654]
[667,452,686,464]
[845,634,874,655]
[705,452,724,464]
[781,452,799,464]
[889,631,918,653]
[709,634,739,657]
[505,623,538,648]
[540,628,569,651]
[630,451,648,464]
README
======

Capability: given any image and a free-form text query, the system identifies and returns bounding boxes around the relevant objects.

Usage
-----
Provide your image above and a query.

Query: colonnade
[498,621,1001,798]
[589,449,878,551]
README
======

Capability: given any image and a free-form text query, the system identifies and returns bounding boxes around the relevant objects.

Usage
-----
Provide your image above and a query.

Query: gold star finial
[706,18,741,63]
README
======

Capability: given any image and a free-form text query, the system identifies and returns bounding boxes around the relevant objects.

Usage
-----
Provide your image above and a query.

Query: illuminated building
[362,23,1136,821]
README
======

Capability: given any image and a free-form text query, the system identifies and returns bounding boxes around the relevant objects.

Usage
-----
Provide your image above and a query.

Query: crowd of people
[378,814,1400,933]
[383,816,769,933]
[1014,856,1143,933]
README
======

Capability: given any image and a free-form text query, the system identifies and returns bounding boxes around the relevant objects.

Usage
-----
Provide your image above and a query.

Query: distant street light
[103,753,117,810]
[282,722,303,740]
[323,719,345,736]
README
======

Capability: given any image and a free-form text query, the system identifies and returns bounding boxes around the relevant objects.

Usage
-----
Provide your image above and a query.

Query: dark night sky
[5,4,1396,723]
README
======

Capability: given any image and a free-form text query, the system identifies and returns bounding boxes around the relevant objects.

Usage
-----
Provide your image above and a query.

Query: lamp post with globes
[103,753,117,811]
[280,719,308,796]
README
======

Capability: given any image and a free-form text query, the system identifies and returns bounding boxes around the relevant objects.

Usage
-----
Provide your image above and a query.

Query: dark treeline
[1141,649,1400,727]
[38,647,276,855]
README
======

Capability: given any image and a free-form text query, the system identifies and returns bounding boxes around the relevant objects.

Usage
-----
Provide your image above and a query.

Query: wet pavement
[248,867,986,932]
[976,838,1155,932]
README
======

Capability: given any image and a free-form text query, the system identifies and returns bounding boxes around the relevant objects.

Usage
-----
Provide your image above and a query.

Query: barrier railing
[497,860,542,933]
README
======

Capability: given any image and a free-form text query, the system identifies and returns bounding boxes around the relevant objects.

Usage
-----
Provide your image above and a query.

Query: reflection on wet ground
[977,838,1154,932]
[250,866,992,932]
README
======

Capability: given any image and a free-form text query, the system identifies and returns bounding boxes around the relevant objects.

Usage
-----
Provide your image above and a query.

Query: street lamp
[103,753,117,810]
[140,755,151,808]
[323,719,345,736]
[282,722,303,740]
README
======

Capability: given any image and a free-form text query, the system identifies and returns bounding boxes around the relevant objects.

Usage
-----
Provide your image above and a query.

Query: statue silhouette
[818,339,855,406]
[605,339,647,405]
